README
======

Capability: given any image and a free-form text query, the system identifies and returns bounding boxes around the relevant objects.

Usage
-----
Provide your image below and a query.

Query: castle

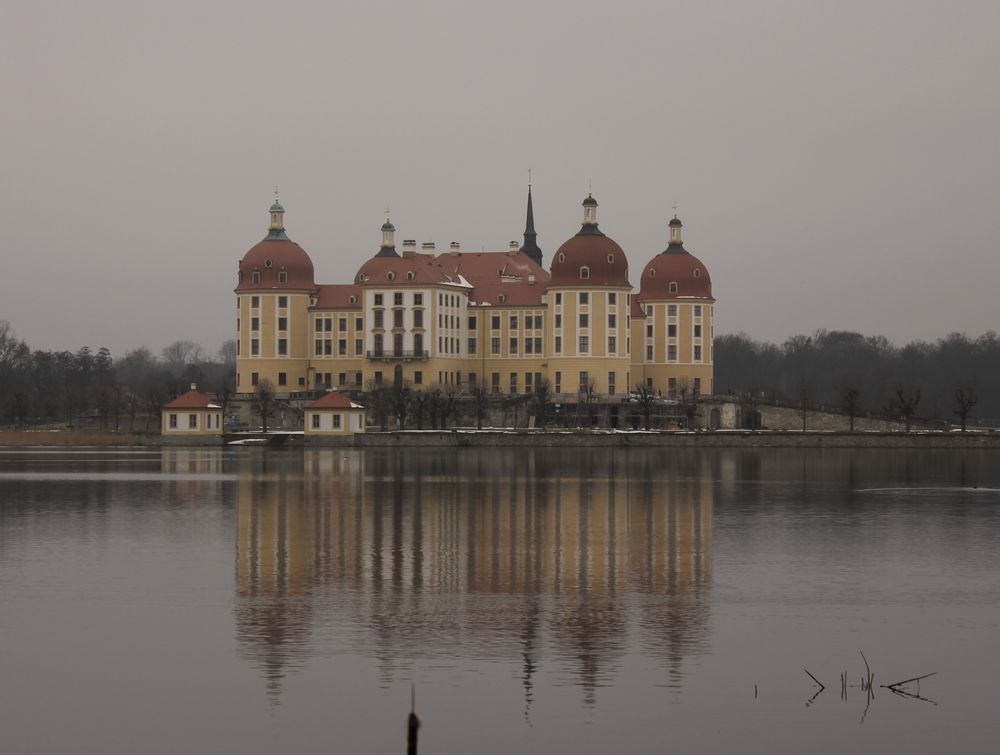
[234,187,714,401]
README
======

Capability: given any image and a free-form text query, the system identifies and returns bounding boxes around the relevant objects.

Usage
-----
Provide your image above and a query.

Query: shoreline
[2,428,999,450]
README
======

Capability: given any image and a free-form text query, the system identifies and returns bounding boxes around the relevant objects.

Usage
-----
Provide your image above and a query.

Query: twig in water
[804,668,825,690]
[881,672,937,691]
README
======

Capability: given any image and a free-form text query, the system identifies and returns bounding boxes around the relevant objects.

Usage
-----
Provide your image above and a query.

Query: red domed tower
[633,208,715,398]
[546,194,633,397]
[234,196,317,394]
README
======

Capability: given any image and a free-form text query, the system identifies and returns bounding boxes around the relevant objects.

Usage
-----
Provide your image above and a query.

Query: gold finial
[274,184,279,201]
[528,168,532,188]
[672,200,678,217]
[588,176,592,194]
[384,204,391,220]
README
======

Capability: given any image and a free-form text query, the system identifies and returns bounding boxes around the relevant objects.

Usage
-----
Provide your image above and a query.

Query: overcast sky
[2,0,998,357]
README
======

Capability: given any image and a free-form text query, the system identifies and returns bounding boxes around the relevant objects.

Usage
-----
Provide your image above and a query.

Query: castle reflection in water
[227,448,713,703]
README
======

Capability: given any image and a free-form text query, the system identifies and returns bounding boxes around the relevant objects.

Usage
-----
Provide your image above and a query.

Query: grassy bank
[0,430,147,446]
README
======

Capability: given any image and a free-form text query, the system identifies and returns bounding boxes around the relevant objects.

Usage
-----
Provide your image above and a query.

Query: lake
[1,447,999,754]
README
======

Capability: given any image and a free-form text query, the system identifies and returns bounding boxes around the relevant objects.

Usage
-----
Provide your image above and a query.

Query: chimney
[402,239,416,258]
[190,383,197,391]
[508,240,519,256]
[449,241,461,256]
[421,242,436,253]
[528,273,536,285]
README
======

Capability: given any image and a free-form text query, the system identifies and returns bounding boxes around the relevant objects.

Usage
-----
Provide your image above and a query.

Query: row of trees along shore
[715,330,999,430]
[0,321,236,430]
[2,319,997,430]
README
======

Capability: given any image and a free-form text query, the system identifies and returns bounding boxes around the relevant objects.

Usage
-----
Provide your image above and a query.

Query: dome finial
[378,207,399,256]
[580,189,599,231]
[667,202,684,248]
[266,189,288,240]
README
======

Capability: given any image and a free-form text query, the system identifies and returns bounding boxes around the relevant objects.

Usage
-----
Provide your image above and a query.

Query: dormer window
[607,254,615,263]
[498,293,507,304]
[580,266,590,280]
[407,271,415,280]
[278,271,288,283]
[251,271,260,283]
[264,259,273,269]
[387,271,396,281]
[558,253,566,263]
[349,295,357,305]
[238,271,244,282]
[649,269,656,278]
[693,269,701,278]
[669,282,678,293]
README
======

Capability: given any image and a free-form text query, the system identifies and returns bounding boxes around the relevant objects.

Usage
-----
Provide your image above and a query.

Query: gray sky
[2,0,998,357]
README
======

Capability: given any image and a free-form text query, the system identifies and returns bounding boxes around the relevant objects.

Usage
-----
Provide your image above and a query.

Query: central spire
[577,192,604,236]
[376,209,399,257]
[265,190,289,240]
[519,178,543,267]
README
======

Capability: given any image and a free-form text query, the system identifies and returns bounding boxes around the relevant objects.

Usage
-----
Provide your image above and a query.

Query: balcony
[366,349,430,362]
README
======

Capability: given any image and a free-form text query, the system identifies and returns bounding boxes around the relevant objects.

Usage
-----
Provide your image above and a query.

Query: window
[264,259,272,268]
[251,339,259,355]
[669,282,678,293]
[525,372,533,390]
[694,325,702,337]
[333,414,342,429]
[647,324,653,337]
[579,292,589,305]
[374,334,384,355]
[468,315,476,329]
[251,296,259,308]
[647,305,654,316]
[251,317,259,331]
[579,372,589,392]
[608,336,616,353]
[646,345,653,360]
[325,318,332,332]
[668,324,677,337]
[693,268,701,278]
[578,335,589,353]
[534,337,542,353]
[414,371,423,385]
[579,314,589,327]
[498,294,506,303]
[608,292,616,305]
[374,293,383,306]
[315,319,324,332]
[355,317,363,331]
[349,295,357,305]
[355,372,362,386]
[394,292,403,306]
[414,310,423,327]
[468,373,477,387]
[278,317,287,331]
[338,373,346,385]
[414,293,423,306]
[278,296,287,308]
[387,272,395,281]
[555,371,561,393]
[394,333,404,356]
[251,372,259,386]
[510,373,518,393]
[278,372,287,385]
[668,377,677,397]
[374,371,383,385]
[694,345,702,360]
[580,266,590,279]
[373,310,384,329]
[169,414,177,429]
[510,315,518,329]
[693,378,701,396]
[393,309,404,328]
[509,338,518,354]
[324,339,332,355]
[491,337,501,354]
[668,304,677,316]
[491,373,501,394]
[668,345,677,361]
[555,314,562,328]
[694,305,702,317]
[534,316,542,329]
[555,336,562,353]
[608,314,616,328]
[339,339,347,355]
[312,414,320,429]
[189,414,197,429]
[468,338,476,354]
[278,272,287,283]
[339,318,347,331]
[491,315,501,330]
[525,338,533,354]
[355,338,362,355]
[251,271,260,283]
[608,372,616,395]
[414,334,424,354]
[236,318,240,332]
[555,293,562,305]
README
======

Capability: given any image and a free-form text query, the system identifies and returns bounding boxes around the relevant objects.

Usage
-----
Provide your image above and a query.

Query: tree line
[714,330,999,428]
[0,320,236,429]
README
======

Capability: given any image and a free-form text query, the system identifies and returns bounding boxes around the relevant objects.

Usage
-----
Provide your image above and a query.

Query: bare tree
[470,386,489,430]
[893,387,922,432]
[578,380,598,428]
[677,379,700,429]
[253,379,275,433]
[391,383,411,429]
[797,382,809,431]
[533,379,553,429]
[634,383,656,430]
[953,387,978,432]
[843,386,861,432]
[161,340,205,376]
[365,380,392,431]
[412,389,429,430]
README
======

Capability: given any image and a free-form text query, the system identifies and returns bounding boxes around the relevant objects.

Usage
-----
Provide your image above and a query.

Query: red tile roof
[442,251,549,307]
[237,239,316,291]
[162,389,221,410]
[638,249,714,301]
[306,392,365,410]
[550,232,631,288]
[354,253,461,287]
[314,284,362,309]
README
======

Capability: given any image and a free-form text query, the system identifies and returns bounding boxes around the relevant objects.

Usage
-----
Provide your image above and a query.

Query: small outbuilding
[304,391,366,435]
[161,384,224,436]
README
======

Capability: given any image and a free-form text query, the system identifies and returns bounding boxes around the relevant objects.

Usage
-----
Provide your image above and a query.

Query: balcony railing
[366,349,430,362]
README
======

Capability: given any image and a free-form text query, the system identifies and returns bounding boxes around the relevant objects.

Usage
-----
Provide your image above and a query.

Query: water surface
[1,447,999,754]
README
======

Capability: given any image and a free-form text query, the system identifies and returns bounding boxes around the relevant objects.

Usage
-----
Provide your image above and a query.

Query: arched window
[669,282,678,293]
[649,268,656,278]
[374,333,384,356]
[251,271,260,283]
[693,268,701,278]
[407,271,415,280]
[264,259,273,269]
[349,295,356,304]
[387,271,396,281]
[498,293,506,303]
[278,271,287,283]
[607,254,615,263]
[558,253,566,263]
[580,266,590,280]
